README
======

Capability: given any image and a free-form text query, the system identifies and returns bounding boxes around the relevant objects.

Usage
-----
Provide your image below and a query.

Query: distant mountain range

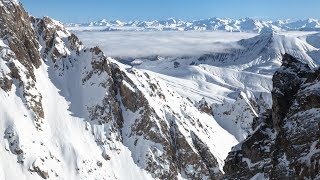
[65,17,320,32]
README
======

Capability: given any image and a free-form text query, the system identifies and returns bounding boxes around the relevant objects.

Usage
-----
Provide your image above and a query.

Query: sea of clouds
[74,31,257,58]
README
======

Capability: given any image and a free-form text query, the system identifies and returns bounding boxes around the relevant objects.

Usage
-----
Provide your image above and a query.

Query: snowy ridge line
[66,17,320,32]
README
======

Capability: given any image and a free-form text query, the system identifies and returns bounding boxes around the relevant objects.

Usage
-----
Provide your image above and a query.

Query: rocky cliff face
[0,1,238,179]
[0,0,44,128]
[223,54,320,179]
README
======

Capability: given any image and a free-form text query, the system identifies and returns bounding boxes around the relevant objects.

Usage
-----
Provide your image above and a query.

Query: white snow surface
[75,30,320,142]
[66,17,320,33]
[0,69,152,180]
[2,12,320,179]
[0,38,153,180]
[112,59,238,171]
[0,19,240,179]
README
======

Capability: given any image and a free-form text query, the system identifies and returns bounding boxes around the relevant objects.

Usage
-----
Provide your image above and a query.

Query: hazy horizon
[19,0,320,23]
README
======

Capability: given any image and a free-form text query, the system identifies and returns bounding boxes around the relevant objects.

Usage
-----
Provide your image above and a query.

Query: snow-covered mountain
[2,0,320,179]
[0,1,237,179]
[66,17,320,32]
[118,31,320,142]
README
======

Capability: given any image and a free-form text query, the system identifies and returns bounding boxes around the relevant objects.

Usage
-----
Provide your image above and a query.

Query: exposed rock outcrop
[223,54,320,179]
[197,97,213,115]
[0,0,41,71]
[0,0,44,127]
[111,66,224,179]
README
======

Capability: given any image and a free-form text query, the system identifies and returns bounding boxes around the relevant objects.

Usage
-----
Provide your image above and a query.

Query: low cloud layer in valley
[74,31,257,58]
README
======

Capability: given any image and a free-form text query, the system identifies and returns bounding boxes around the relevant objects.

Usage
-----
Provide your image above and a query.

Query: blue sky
[20,0,320,23]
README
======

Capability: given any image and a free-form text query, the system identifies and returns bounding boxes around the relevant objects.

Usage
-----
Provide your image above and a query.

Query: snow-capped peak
[66,17,320,33]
